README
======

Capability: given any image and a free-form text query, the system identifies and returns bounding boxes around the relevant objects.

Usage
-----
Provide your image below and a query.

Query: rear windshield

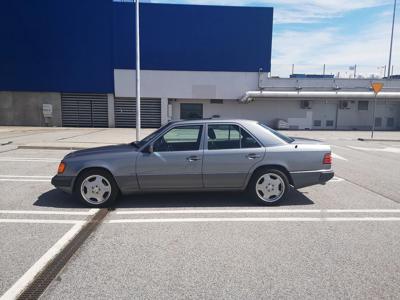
[259,123,294,144]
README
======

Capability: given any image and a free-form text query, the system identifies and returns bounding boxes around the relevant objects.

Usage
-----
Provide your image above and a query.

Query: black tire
[74,168,119,208]
[248,168,289,206]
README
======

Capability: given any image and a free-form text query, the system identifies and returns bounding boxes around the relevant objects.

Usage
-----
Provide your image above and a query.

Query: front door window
[153,125,203,152]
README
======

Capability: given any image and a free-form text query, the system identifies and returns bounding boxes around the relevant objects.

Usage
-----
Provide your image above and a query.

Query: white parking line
[0,219,83,224]
[0,175,53,182]
[0,175,52,178]
[116,209,400,215]
[0,179,50,182]
[108,217,400,223]
[0,157,60,162]
[349,146,400,153]
[0,209,97,216]
[330,176,344,182]
[0,221,84,300]
[331,153,348,161]
[0,175,52,182]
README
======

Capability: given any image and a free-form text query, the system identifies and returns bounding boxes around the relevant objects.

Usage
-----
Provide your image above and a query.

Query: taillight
[323,153,332,165]
[57,162,66,174]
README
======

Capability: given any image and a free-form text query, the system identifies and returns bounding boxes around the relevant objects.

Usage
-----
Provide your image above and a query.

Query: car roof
[169,119,259,125]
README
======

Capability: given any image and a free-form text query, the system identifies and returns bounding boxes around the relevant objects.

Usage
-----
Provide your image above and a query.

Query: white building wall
[336,100,399,130]
[114,69,259,99]
[160,97,169,125]
[171,99,312,128]
[114,70,400,130]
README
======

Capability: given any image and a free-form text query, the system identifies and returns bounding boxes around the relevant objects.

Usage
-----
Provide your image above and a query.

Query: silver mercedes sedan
[52,119,334,207]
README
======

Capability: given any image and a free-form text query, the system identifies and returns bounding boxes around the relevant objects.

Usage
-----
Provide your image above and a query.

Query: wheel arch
[73,166,120,193]
[247,164,294,188]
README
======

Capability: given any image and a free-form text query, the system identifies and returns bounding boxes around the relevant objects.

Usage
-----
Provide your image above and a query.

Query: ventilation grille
[115,98,161,128]
[61,93,108,127]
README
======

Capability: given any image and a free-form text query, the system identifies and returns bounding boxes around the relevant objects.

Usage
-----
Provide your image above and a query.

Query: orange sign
[371,82,384,94]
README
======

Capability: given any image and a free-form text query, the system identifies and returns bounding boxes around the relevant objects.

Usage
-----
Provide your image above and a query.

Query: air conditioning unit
[300,100,312,109]
[339,100,350,109]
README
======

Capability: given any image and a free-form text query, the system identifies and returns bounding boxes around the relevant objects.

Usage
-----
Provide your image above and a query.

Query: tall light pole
[371,82,384,138]
[387,0,397,78]
[135,0,141,141]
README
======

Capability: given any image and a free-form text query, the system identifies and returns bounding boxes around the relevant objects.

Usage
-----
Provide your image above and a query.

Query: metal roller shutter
[115,98,161,128]
[61,93,108,127]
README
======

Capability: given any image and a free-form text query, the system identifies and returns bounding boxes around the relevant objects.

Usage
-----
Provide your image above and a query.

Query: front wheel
[75,169,119,208]
[248,169,289,205]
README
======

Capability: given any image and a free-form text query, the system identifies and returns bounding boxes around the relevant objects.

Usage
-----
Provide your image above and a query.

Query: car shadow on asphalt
[34,189,314,209]
[35,189,87,208]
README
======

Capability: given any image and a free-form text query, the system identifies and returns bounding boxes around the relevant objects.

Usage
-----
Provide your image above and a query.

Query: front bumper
[51,175,74,194]
[290,170,334,189]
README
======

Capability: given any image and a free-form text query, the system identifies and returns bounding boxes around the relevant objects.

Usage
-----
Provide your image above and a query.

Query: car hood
[290,137,324,144]
[65,144,138,159]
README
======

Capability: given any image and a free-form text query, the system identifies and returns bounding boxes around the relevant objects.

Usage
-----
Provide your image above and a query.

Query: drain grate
[17,209,109,300]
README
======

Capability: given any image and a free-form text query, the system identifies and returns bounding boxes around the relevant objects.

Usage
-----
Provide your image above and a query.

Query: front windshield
[134,123,171,148]
[259,123,295,144]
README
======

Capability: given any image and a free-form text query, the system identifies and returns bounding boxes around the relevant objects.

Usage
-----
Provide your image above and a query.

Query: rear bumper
[51,175,74,194]
[290,170,334,189]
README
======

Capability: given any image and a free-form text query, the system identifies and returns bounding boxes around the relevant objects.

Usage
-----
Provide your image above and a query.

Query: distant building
[290,74,335,79]
[0,1,399,130]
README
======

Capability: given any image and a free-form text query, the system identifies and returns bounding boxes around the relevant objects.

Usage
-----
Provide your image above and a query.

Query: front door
[136,125,204,190]
[203,124,265,188]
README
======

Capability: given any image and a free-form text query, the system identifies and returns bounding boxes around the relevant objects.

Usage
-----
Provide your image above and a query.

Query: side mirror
[145,144,154,154]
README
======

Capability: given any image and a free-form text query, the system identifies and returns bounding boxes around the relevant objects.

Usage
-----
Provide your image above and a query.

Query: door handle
[186,155,201,162]
[246,153,261,160]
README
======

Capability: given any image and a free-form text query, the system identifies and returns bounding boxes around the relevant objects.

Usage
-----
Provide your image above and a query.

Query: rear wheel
[248,169,289,205]
[75,169,119,208]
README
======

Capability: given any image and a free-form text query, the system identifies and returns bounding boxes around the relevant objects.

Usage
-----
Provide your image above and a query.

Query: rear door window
[207,124,260,150]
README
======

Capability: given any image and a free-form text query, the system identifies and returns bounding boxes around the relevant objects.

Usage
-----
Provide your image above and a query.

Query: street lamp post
[371,93,377,139]
[135,0,141,141]
[387,0,397,78]
[371,82,384,139]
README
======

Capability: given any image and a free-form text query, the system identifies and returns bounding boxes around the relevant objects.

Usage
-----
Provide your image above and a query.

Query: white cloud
[161,0,392,23]
[272,15,400,77]
[151,0,399,77]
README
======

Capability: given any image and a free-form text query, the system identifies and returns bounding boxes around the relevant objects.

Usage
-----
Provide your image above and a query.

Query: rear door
[203,123,265,188]
[136,125,204,190]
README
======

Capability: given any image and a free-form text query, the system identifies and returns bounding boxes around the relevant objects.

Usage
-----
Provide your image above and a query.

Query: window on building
[210,99,223,104]
[313,120,322,127]
[326,120,334,127]
[208,124,260,150]
[387,118,394,128]
[375,117,382,127]
[358,101,369,111]
[180,103,203,120]
[153,125,203,152]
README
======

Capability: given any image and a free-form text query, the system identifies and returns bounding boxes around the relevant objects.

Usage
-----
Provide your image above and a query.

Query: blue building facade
[0,0,273,93]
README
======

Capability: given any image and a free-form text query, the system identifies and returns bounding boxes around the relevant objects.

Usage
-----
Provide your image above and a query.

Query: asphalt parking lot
[1,128,400,299]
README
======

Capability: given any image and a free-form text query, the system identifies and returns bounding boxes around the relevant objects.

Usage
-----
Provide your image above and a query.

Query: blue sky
[145,0,399,77]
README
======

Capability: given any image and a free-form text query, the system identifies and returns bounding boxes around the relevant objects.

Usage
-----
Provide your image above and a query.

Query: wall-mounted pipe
[239,90,400,103]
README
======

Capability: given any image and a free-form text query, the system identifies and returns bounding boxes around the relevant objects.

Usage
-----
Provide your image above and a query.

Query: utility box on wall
[42,103,53,126]
[43,104,53,118]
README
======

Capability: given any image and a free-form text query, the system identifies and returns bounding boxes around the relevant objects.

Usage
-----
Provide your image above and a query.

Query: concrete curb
[17,143,118,151]
[357,138,400,142]
[18,145,87,150]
